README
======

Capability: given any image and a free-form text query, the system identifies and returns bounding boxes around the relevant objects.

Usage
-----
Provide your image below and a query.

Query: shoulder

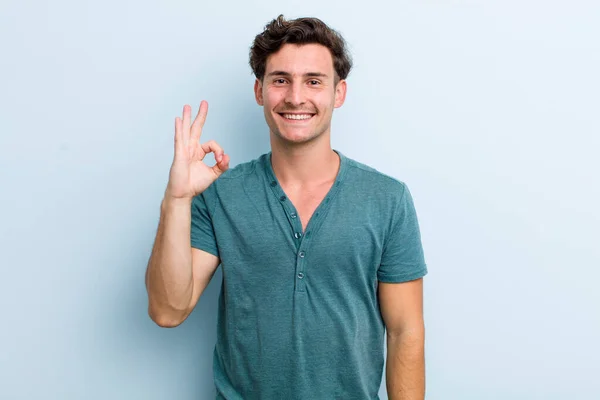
[341,153,409,203]
[218,153,263,180]
[198,153,266,201]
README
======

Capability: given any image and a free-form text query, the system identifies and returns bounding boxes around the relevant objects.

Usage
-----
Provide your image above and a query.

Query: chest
[213,180,389,295]
[284,186,332,232]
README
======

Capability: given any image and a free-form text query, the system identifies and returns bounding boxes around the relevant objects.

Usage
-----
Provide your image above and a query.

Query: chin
[274,128,322,144]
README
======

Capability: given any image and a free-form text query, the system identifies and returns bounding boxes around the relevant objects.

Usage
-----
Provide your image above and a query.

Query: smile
[279,113,314,121]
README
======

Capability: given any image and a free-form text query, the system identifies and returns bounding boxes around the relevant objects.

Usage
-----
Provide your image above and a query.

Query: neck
[269,132,340,186]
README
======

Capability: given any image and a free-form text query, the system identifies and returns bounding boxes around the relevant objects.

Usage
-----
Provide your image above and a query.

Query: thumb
[211,154,230,178]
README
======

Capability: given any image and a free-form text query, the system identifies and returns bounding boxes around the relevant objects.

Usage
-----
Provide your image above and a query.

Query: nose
[285,81,305,107]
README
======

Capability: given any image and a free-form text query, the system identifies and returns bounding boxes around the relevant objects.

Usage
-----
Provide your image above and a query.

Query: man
[145,14,428,400]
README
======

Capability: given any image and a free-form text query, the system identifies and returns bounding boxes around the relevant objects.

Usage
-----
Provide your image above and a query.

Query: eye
[274,78,287,85]
[308,80,320,85]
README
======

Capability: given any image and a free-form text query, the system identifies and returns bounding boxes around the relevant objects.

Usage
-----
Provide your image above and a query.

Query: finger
[190,100,208,143]
[174,116,184,157]
[182,104,191,147]
[200,140,224,162]
[212,153,230,177]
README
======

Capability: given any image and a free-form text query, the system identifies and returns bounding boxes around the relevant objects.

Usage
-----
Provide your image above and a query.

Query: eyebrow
[266,71,329,79]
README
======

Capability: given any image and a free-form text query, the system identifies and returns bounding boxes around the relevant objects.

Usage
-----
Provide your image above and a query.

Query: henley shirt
[190,149,428,400]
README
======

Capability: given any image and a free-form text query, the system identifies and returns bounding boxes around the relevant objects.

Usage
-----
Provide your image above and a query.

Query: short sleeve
[377,184,428,283]
[190,190,220,258]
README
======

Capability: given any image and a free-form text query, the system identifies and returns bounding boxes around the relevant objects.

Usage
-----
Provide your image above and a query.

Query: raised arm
[145,101,230,327]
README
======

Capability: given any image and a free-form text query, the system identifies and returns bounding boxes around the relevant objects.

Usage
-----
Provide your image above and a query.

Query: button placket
[271,181,304,248]
[265,151,348,293]
[296,248,307,292]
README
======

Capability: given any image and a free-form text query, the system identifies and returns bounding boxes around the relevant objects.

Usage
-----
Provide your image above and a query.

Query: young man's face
[254,43,347,145]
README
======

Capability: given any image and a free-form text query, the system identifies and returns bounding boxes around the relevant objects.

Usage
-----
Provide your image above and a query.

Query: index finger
[190,100,208,143]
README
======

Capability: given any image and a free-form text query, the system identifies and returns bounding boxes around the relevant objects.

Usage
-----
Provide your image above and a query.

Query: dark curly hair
[249,15,353,84]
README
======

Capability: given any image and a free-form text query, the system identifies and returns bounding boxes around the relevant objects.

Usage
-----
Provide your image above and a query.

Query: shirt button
[297,272,304,279]
[270,181,277,187]
[299,251,305,258]
[280,195,286,201]
[290,213,297,218]
[294,232,302,239]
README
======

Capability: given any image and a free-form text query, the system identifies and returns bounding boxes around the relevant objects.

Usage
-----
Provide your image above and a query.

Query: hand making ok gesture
[165,101,230,200]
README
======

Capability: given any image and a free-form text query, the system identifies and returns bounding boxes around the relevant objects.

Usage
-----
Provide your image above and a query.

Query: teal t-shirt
[190,150,427,400]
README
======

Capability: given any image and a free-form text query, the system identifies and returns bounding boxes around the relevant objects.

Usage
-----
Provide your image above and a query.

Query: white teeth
[282,114,312,120]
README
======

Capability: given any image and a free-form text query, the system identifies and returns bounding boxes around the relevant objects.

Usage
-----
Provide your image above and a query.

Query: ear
[254,78,264,106]
[334,79,347,108]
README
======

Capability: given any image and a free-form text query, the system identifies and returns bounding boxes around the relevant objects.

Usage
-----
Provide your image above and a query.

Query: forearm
[386,329,426,400]
[146,196,194,323]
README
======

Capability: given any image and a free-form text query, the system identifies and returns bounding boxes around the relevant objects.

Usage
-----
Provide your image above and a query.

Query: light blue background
[1,1,599,399]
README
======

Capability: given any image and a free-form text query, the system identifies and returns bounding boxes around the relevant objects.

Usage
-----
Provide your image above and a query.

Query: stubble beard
[270,120,330,147]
